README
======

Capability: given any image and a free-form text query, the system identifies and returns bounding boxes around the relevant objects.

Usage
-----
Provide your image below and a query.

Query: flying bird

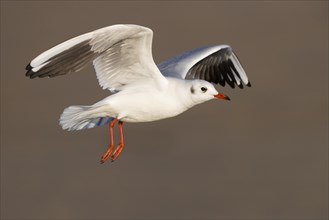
[25,24,250,163]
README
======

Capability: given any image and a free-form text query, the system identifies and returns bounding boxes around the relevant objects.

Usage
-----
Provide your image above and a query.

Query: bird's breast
[109,91,189,123]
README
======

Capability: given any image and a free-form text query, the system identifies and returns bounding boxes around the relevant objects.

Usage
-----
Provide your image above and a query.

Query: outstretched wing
[158,45,250,88]
[26,24,166,91]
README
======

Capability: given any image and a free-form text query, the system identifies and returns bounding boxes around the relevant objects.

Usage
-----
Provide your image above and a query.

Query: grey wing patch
[25,40,96,79]
[75,117,112,130]
[187,47,251,89]
[88,117,112,128]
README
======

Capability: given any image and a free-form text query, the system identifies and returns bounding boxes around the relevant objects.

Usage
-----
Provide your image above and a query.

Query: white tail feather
[59,105,112,131]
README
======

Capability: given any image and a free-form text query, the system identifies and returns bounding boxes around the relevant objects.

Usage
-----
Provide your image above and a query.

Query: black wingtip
[25,69,34,77]
[25,63,34,77]
[25,63,32,70]
[246,82,251,87]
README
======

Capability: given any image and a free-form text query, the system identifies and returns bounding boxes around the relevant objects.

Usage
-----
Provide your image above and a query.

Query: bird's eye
[201,87,207,92]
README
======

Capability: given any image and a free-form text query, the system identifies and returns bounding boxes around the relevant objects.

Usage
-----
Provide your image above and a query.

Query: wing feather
[26,24,166,91]
[158,45,250,89]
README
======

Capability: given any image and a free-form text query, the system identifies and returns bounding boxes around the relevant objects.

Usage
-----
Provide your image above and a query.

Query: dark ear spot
[190,86,195,94]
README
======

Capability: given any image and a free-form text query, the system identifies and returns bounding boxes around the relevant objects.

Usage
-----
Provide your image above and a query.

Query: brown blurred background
[1,1,328,219]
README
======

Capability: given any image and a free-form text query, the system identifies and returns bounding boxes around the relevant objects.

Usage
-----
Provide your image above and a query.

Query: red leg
[111,121,124,162]
[100,118,118,164]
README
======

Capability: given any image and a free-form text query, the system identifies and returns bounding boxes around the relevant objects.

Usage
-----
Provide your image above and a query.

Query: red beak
[214,93,230,100]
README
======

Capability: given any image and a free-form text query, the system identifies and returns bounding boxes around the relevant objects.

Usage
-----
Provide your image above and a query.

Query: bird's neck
[167,78,198,110]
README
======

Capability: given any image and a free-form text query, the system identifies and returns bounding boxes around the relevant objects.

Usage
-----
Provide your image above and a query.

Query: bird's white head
[188,80,230,105]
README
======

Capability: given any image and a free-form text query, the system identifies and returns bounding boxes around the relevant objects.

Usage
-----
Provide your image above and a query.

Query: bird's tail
[59,105,112,131]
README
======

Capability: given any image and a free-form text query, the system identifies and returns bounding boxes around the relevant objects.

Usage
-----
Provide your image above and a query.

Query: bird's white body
[91,78,215,123]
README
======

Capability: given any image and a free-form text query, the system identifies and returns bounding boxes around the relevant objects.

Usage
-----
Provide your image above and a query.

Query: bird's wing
[158,45,250,88]
[26,24,167,91]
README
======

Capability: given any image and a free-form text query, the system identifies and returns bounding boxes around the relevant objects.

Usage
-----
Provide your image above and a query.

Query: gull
[25,24,250,163]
